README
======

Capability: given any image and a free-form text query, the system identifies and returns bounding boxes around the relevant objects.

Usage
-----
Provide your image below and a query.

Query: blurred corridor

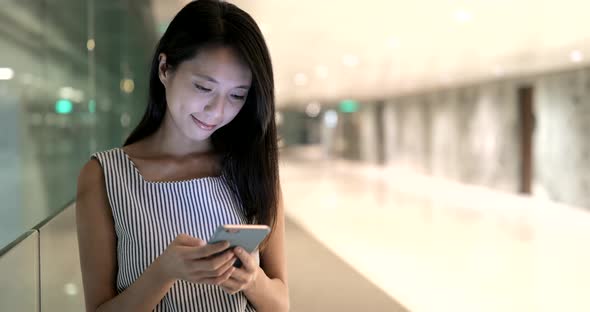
[2,0,590,311]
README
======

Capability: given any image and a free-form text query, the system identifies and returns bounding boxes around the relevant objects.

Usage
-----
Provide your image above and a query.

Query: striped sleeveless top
[92,148,257,312]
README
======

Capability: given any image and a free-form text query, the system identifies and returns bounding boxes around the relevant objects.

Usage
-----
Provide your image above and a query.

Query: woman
[75,1,288,311]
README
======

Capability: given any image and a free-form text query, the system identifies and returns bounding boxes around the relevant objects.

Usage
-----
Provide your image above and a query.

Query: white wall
[382,67,590,209]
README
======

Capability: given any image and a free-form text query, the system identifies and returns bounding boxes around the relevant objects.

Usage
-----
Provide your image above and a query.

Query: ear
[158,53,170,87]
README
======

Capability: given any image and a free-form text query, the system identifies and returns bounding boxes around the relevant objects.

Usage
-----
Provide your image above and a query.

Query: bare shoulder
[76,157,113,230]
[76,158,118,310]
[77,158,104,192]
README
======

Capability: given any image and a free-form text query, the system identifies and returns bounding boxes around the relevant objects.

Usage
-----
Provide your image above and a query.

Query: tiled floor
[279,153,590,312]
[285,217,408,312]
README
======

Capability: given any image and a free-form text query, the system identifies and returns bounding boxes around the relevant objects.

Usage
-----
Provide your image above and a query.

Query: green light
[88,99,96,113]
[339,99,359,113]
[55,99,73,114]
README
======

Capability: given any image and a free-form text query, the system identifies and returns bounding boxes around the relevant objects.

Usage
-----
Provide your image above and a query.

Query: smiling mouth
[191,115,217,131]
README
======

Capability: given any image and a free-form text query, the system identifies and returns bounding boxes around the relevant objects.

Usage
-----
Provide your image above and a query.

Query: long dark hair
[125,0,279,236]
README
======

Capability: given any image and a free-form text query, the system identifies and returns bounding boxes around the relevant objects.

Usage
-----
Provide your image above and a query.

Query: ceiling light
[63,283,78,296]
[493,66,505,77]
[570,50,583,63]
[315,65,329,79]
[294,73,308,86]
[58,86,84,102]
[305,101,321,117]
[0,67,14,80]
[324,110,338,128]
[87,39,95,51]
[121,79,135,93]
[342,54,359,67]
[454,9,473,23]
[387,37,400,49]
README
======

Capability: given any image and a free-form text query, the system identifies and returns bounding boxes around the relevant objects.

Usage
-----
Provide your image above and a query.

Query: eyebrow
[194,74,250,89]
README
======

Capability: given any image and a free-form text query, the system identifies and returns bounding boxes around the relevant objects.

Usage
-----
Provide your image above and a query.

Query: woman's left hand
[220,247,260,295]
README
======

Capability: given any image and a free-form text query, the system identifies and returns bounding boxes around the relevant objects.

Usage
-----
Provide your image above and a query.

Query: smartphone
[208,224,271,267]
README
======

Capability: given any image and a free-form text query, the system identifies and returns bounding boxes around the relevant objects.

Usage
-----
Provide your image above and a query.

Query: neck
[146,114,213,157]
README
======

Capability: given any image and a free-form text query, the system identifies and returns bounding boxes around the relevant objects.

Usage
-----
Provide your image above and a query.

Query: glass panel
[39,205,84,311]
[0,0,157,249]
[0,231,39,312]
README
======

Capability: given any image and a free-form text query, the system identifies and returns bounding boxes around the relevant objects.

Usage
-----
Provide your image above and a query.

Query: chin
[190,133,213,142]
[185,127,216,142]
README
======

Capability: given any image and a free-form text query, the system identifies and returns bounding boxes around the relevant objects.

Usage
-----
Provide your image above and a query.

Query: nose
[204,94,225,121]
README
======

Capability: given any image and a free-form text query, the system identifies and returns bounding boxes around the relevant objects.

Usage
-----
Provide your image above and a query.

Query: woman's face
[159,46,252,142]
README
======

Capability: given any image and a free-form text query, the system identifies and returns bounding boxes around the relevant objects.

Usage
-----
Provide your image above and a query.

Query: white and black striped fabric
[92,148,257,312]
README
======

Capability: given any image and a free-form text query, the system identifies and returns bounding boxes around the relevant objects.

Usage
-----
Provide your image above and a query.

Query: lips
[191,115,217,131]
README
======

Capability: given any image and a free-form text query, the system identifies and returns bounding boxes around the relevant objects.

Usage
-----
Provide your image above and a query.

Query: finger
[200,265,235,285]
[199,254,237,278]
[233,247,257,272]
[220,284,239,295]
[220,277,243,293]
[178,243,209,258]
[193,241,231,259]
[175,234,206,247]
[227,267,249,283]
[191,249,234,273]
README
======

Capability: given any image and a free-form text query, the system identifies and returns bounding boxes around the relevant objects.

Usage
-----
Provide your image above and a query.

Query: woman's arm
[76,159,176,312]
[222,186,290,311]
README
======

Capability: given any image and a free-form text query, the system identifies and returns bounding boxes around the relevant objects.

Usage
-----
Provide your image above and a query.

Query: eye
[231,94,246,100]
[194,84,212,92]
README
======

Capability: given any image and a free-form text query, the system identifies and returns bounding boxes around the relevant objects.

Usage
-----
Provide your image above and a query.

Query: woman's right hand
[156,233,237,285]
